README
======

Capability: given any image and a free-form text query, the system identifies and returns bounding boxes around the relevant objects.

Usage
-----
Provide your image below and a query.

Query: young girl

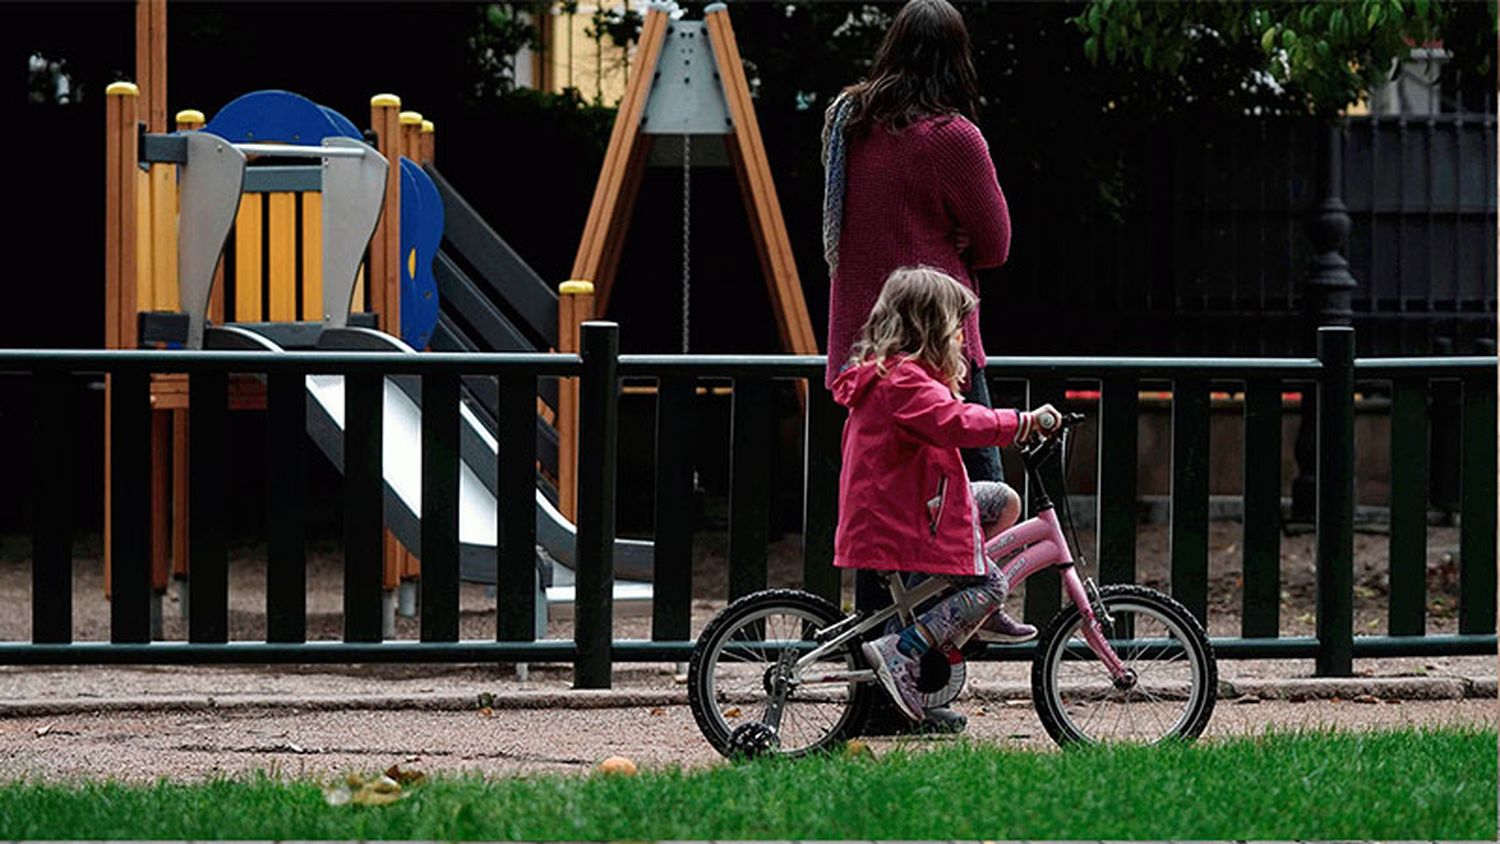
[831,266,1060,722]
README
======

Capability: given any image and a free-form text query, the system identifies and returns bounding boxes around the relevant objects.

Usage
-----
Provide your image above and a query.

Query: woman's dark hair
[842,0,980,136]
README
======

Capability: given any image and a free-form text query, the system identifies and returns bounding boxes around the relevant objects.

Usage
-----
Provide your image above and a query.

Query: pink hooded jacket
[831,358,1023,577]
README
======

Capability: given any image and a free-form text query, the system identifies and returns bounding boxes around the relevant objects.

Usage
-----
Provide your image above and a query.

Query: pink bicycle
[687,412,1218,757]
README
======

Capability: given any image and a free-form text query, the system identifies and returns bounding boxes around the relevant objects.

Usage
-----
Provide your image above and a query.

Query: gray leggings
[912,480,1018,646]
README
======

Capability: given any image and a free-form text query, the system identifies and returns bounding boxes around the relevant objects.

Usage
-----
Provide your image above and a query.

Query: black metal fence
[1007,113,1497,358]
[1,324,1494,685]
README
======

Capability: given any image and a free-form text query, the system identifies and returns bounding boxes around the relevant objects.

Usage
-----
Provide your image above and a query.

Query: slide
[192,90,654,611]
[206,325,654,611]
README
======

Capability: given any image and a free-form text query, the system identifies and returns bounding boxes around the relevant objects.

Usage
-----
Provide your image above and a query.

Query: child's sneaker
[972,609,1037,643]
[861,634,926,722]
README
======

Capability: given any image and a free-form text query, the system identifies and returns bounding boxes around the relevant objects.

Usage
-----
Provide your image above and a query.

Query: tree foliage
[1072,0,1496,116]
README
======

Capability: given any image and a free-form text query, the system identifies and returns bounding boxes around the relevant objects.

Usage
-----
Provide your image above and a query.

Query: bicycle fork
[1061,566,1134,688]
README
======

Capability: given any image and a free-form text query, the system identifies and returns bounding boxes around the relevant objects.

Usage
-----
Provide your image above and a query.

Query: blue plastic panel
[204,90,359,145]
[399,157,441,350]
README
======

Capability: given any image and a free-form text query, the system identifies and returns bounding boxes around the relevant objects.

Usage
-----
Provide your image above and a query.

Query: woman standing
[821,0,1020,734]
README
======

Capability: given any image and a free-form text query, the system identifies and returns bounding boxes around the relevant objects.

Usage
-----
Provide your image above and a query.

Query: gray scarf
[821,93,853,276]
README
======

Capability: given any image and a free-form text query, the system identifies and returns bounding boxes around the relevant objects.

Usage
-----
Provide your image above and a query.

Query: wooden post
[568,5,669,305]
[705,3,816,355]
[135,0,166,133]
[390,110,425,589]
[400,111,423,172]
[420,120,435,166]
[104,81,141,597]
[367,97,405,602]
[557,280,595,521]
[368,94,401,332]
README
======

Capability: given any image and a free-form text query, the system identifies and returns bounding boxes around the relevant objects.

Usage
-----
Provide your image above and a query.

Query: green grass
[1,727,1494,840]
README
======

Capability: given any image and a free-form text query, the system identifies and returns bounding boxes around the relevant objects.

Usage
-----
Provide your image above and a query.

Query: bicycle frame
[791,423,1131,689]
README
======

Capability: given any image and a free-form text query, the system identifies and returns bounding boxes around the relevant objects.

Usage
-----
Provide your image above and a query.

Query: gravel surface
[1,698,1493,783]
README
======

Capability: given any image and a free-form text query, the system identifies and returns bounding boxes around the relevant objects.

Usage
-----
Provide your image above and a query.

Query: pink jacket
[831,358,1023,577]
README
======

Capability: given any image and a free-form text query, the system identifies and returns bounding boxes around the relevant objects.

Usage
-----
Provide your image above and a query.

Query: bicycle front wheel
[687,589,872,758]
[1031,584,1217,746]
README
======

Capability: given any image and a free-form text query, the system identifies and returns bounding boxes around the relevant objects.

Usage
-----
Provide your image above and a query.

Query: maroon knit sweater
[825,114,1011,388]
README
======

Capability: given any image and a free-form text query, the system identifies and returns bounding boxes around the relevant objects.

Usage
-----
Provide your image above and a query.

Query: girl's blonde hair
[847,265,977,392]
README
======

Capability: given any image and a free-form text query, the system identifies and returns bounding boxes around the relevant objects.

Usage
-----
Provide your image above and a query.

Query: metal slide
[207,325,654,614]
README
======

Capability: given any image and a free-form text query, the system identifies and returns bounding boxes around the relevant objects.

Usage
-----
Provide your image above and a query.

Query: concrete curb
[1,676,1491,719]
[0,689,690,719]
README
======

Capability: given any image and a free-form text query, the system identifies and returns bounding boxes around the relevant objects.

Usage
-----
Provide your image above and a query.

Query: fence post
[574,321,619,689]
[1315,325,1355,676]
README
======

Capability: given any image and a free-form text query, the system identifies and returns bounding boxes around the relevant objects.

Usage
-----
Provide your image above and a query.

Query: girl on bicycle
[832,266,1060,722]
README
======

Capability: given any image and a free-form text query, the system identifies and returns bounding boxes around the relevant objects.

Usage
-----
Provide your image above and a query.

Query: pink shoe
[973,609,1037,643]
[861,634,925,722]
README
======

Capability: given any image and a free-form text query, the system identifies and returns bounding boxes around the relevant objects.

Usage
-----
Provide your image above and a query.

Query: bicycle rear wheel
[687,589,872,758]
[1031,584,1216,746]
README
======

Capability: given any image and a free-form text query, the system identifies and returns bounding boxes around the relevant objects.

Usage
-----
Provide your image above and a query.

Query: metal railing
[1,325,1494,685]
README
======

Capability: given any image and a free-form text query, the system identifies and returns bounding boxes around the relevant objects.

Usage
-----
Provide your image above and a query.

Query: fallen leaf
[384,764,425,786]
[352,776,405,806]
[722,706,742,719]
[33,724,52,737]
[477,707,494,719]
[1352,694,1380,704]
[649,707,666,716]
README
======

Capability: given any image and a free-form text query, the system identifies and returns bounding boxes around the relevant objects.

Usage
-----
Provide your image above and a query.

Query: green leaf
[1261,26,1278,53]
[1084,35,1099,65]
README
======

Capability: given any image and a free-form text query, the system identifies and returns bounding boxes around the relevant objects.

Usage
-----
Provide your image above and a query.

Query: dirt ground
[0,696,1493,782]
[0,521,1470,643]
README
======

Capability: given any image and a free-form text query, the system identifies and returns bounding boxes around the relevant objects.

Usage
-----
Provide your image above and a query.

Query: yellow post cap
[106,81,140,96]
[370,93,402,108]
[399,110,424,125]
[175,109,206,124]
[421,120,435,133]
[559,280,595,295]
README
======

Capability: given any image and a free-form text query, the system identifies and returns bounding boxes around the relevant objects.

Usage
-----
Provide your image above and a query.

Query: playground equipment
[567,1,819,357]
[104,82,653,636]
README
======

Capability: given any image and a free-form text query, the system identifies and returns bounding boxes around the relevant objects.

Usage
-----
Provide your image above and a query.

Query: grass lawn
[1,727,1493,840]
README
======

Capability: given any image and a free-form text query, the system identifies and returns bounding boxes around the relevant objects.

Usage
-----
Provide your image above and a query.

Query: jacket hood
[831,361,883,408]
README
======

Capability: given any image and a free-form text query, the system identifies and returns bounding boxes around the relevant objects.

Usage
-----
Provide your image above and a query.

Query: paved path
[0,656,1492,782]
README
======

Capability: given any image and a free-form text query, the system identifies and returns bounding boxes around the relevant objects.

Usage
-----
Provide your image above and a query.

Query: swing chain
[681,133,691,354]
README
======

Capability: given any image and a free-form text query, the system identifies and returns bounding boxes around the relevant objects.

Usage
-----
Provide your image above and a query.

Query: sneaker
[861,634,926,722]
[919,705,968,734]
[972,609,1038,643]
[862,702,969,736]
